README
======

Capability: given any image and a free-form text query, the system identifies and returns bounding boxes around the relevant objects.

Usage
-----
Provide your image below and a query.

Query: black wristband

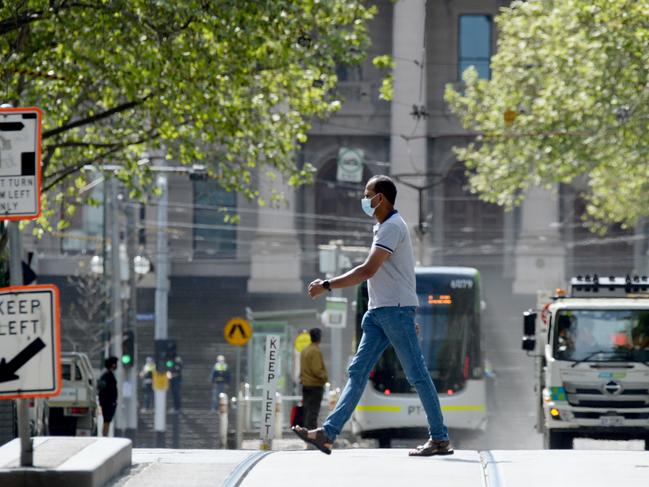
[322,280,332,292]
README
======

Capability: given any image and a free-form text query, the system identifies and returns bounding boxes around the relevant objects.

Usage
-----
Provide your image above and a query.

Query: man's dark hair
[105,356,118,369]
[309,328,322,343]
[369,175,397,205]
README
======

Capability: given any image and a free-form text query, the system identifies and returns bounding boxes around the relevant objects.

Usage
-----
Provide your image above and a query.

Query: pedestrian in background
[300,328,328,429]
[168,355,183,412]
[139,356,155,412]
[98,356,118,437]
[210,354,230,411]
[293,175,452,457]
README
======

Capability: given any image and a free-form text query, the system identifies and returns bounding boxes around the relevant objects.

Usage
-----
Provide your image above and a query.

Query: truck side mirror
[522,310,537,351]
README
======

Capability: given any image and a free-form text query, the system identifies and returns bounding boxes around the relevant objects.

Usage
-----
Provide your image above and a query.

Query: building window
[458,15,492,80]
[193,180,236,258]
[61,182,103,254]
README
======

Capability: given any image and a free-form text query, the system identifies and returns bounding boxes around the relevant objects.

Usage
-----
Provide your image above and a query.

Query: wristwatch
[322,280,332,292]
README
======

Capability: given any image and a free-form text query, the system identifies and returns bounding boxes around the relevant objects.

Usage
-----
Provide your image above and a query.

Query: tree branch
[42,93,154,139]
[43,129,160,191]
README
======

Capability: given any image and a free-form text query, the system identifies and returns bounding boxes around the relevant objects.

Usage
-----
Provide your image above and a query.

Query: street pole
[102,179,110,361]
[8,222,32,466]
[154,165,169,447]
[110,177,125,435]
[330,241,343,389]
[125,199,138,439]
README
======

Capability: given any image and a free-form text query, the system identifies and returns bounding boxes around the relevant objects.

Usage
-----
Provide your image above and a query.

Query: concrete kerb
[0,437,131,487]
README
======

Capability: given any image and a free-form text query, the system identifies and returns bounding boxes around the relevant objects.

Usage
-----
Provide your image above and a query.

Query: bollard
[328,387,340,412]
[236,389,244,449]
[229,395,237,449]
[243,383,251,431]
[218,392,228,449]
[274,392,283,439]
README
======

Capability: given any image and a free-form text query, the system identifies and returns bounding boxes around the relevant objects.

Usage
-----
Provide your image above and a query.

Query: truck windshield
[553,309,649,363]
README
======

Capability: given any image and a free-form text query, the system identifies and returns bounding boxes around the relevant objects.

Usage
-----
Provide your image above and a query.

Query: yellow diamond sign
[224,317,252,346]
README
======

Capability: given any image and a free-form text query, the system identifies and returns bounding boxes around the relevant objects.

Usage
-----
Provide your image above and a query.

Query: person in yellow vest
[210,354,230,412]
[300,328,328,429]
[138,356,156,412]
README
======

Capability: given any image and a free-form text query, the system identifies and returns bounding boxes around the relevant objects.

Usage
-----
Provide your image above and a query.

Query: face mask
[361,194,380,217]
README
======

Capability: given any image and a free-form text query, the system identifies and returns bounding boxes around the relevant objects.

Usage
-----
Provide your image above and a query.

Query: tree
[0,0,377,234]
[445,0,649,230]
[64,263,110,361]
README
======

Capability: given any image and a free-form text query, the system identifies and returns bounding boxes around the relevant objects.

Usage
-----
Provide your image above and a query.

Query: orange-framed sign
[0,107,42,220]
[0,284,61,400]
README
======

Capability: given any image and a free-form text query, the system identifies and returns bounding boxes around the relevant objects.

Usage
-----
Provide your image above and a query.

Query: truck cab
[522,276,649,449]
[46,352,98,436]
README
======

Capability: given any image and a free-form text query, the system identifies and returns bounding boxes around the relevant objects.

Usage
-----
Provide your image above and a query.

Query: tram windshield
[366,271,482,394]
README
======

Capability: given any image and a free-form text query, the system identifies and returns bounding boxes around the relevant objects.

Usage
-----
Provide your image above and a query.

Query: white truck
[522,275,649,449]
[46,352,99,436]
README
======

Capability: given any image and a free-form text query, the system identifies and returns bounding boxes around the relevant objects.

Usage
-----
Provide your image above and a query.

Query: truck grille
[565,382,649,409]
[575,388,649,395]
[573,412,649,420]
[572,400,647,409]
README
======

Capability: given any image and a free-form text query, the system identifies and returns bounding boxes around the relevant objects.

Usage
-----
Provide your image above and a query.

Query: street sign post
[224,316,253,418]
[0,107,42,220]
[0,105,44,466]
[0,285,61,399]
[260,335,280,450]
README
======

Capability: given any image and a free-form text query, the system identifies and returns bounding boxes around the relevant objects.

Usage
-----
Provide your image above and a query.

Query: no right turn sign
[0,107,42,220]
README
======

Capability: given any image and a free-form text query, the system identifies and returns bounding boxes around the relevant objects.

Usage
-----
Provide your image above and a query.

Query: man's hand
[308,279,327,299]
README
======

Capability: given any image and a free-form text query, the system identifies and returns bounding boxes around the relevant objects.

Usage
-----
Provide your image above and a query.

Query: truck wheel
[544,430,573,449]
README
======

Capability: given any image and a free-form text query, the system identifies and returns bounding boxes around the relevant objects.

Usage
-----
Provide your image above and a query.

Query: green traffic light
[166,360,174,368]
[122,355,132,365]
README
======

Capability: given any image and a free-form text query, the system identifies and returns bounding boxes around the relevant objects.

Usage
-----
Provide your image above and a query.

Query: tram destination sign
[0,107,42,220]
[0,285,61,399]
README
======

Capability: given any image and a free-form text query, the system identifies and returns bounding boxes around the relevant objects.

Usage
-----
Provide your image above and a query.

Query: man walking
[292,175,452,456]
[168,355,183,412]
[300,328,328,429]
[98,356,118,437]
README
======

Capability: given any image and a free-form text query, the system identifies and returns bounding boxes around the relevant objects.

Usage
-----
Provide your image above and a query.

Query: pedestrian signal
[122,331,135,368]
[155,339,176,371]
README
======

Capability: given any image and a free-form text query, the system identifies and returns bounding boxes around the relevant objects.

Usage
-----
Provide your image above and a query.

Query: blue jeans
[322,306,449,441]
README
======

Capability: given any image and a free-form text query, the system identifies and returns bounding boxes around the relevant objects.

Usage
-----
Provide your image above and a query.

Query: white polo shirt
[367,210,419,310]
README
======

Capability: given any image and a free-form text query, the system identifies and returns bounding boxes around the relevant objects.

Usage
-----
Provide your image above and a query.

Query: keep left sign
[0,285,61,399]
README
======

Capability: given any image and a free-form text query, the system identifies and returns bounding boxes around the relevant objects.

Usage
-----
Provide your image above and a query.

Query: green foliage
[373,54,394,100]
[445,0,649,230]
[0,0,376,233]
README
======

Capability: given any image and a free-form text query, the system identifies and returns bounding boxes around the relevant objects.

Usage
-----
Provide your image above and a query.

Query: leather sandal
[408,438,454,457]
[291,426,333,455]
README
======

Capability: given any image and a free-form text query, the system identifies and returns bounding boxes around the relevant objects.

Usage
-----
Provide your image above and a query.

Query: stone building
[24,0,646,445]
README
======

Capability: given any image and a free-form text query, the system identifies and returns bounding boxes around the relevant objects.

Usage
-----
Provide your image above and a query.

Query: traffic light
[121,331,135,368]
[154,339,176,371]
